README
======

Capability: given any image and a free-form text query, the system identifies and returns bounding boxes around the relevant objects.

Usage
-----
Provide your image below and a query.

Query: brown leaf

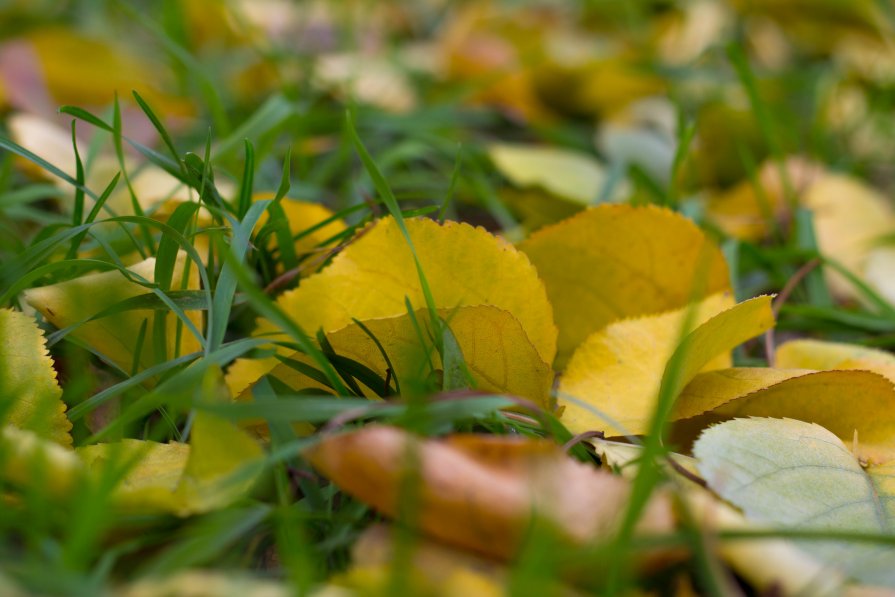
[303,425,674,564]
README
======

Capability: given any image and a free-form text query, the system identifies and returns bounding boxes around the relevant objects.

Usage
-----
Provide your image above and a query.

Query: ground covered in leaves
[3,1,895,596]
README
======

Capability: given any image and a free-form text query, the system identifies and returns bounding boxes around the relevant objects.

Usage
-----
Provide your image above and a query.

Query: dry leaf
[304,425,675,563]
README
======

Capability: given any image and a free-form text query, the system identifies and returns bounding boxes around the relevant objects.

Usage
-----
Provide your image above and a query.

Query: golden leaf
[519,205,730,366]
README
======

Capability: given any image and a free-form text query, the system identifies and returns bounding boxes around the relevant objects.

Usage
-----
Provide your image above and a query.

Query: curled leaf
[304,425,674,563]
[558,293,774,436]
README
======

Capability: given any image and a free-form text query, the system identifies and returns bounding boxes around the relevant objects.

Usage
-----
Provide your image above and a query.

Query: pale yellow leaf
[0,425,81,496]
[119,570,290,597]
[803,173,895,302]
[695,417,895,587]
[519,205,730,366]
[77,409,262,516]
[776,338,895,371]
[488,143,619,206]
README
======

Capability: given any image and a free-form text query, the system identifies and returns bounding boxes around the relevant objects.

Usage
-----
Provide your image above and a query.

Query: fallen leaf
[251,306,553,407]
[776,338,895,375]
[684,488,846,596]
[24,254,203,377]
[0,309,72,446]
[0,27,190,117]
[803,173,895,303]
[8,113,187,218]
[304,425,674,563]
[0,425,82,496]
[558,293,774,436]
[519,205,730,366]
[266,217,555,364]
[594,436,847,595]
[595,97,678,186]
[315,52,417,113]
[695,417,895,587]
[488,143,623,206]
[675,368,895,463]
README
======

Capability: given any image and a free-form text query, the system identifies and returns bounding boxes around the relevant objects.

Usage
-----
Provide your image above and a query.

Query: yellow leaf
[590,437,846,594]
[78,439,192,512]
[703,156,822,241]
[519,205,730,366]
[3,370,263,516]
[253,194,347,272]
[0,309,71,446]
[260,216,556,365]
[304,425,675,564]
[23,254,202,378]
[558,293,774,436]
[676,368,895,463]
[258,306,553,407]
[76,408,262,516]
[684,489,845,595]
[776,338,895,371]
[0,425,81,496]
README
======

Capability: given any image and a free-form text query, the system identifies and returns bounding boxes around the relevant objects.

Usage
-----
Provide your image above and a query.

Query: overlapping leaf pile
[5,1,895,595]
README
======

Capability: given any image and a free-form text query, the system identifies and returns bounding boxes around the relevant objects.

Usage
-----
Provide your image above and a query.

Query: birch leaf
[0,309,71,446]
[558,294,774,436]
[695,417,895,587]
[519,205,730,366]
[2,407,262,517]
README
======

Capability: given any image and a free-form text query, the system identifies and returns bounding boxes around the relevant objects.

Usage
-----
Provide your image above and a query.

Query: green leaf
[695,417,895,587]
